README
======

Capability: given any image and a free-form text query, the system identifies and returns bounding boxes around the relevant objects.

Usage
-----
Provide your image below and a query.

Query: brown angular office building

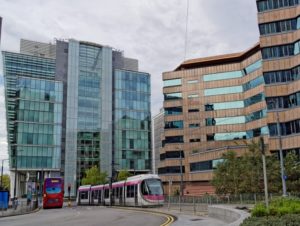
[159,0,300,195]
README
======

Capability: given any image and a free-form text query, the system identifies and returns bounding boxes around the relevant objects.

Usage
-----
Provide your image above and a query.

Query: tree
[117,170,132,181]
[212,151,243,195]
[0,174,10,190]
[81,166,107,185]
[212,140,282,195]
[284,152,300,193]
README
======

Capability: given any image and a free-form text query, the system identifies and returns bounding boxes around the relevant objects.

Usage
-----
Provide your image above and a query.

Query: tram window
[80,191,88,199]
[116,187,121,198]
[104,189,109,198]
[126,185,135,198]
[94,190,98,199]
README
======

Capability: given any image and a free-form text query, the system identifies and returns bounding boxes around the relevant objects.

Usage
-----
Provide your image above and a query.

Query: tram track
[111,206,176,226]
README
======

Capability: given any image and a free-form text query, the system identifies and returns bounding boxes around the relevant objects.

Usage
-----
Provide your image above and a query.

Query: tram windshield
[141,179,163,195]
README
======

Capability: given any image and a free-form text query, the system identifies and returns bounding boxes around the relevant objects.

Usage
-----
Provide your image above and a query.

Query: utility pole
[260,137,269,209]
[274,104,287,196]
[179,152,183,197]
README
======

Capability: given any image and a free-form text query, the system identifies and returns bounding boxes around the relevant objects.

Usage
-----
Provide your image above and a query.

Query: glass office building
[2,51,63,196]
[113,70,151,173]
[3,38,151,197]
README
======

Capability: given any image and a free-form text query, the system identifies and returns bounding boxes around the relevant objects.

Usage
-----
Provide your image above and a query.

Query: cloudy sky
[0,0,259,169]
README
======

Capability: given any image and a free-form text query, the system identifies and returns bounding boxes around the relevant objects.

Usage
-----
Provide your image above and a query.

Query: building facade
[2,49,63,197]
[113,69,151,174]
[160,44,267,195]
[3,39,151,197]
[152,108,164,174]
[159,0,300,195]
[257,0,300,154]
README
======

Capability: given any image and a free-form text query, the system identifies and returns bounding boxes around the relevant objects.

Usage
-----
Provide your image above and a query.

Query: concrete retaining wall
[208,205,250,226]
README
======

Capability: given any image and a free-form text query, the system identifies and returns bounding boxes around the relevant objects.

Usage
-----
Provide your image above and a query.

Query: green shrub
[241,214,300,226]
[251,203,268,217]
[251,197,300,217]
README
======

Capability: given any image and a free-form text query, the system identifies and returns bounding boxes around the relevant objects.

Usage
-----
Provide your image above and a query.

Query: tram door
[134,185,138,206]
[119,187,123,205]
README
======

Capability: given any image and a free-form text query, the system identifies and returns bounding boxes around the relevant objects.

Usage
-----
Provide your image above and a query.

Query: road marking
[111,207,175,226]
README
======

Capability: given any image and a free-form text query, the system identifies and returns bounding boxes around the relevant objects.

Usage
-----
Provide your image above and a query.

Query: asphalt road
[0,206,168,226]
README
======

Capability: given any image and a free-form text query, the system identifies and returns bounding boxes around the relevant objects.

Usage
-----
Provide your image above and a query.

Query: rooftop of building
[175,43,260,71]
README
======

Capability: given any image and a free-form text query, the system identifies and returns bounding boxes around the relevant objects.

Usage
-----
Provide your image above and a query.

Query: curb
[0,207,41,218]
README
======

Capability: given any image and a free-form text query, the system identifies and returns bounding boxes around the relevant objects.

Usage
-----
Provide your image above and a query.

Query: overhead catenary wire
[184,0,190,61]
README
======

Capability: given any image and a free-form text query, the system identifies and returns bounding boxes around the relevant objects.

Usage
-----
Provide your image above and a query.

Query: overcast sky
[0,0,259,170]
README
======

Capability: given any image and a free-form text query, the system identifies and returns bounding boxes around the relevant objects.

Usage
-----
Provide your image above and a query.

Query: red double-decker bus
[43,178,64,209]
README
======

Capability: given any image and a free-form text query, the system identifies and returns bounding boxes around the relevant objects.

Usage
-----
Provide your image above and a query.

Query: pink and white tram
[77,174,164,207]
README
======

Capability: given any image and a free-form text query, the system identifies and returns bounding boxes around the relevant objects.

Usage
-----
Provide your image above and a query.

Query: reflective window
[261,40,300,59]
[189,123,200,128]
[206,116,245,126]
[203,71,243,82]
[204,86,243,96]
[257,0,299,12]
[141,179,163,195]
[244,93,265,107]
[259,17,298,35]
[211,101,244,110]
[246,126,269,138]
[165,107,182,115]
[163,136,184,145]
[190,159,224,172]
[188,94,199,98]
[214,132,247,141]
[243,76,264,91]
[160,151,184,160]
[264,65,300,84]
[269,119,300,136]
[163,78,182,87]
[165,120,183,129]
[187,79,198,84]
[244,60,262,74]
[164,92,182,100]
[246,109,267,122]
[158,166,185,174]
[188,109,199,112]
[266,91,300,109]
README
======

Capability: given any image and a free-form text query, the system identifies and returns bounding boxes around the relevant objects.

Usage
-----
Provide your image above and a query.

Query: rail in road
[112,206,176,226]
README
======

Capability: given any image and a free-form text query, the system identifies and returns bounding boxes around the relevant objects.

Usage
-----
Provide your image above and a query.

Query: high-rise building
[257,0,300,155]
[160,44,265,195]
[2,48,63,197]
[159,0,300,195]
[152,108,164,174]
[3,39,151,196]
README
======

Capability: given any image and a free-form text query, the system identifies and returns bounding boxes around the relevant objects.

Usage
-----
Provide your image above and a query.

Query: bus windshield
[46,187,62,194]
[142,179,163,195]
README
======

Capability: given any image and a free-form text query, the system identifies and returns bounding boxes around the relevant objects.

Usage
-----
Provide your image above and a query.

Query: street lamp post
[260,137,269,209]
[270,100,287,196]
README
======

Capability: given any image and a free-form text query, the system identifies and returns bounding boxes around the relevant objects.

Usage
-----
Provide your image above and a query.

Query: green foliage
[252,203,268,217]
[212,139,300,195]
[0,174,10,190]
[241,214,300,226]
[81,166,107,185]
[117,170,132,181]
[284,152,300,192]
[212,151,243,195]
[251,197,300,217]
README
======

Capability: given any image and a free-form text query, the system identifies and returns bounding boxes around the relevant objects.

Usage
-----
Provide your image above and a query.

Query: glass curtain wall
[114,70,151,173]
